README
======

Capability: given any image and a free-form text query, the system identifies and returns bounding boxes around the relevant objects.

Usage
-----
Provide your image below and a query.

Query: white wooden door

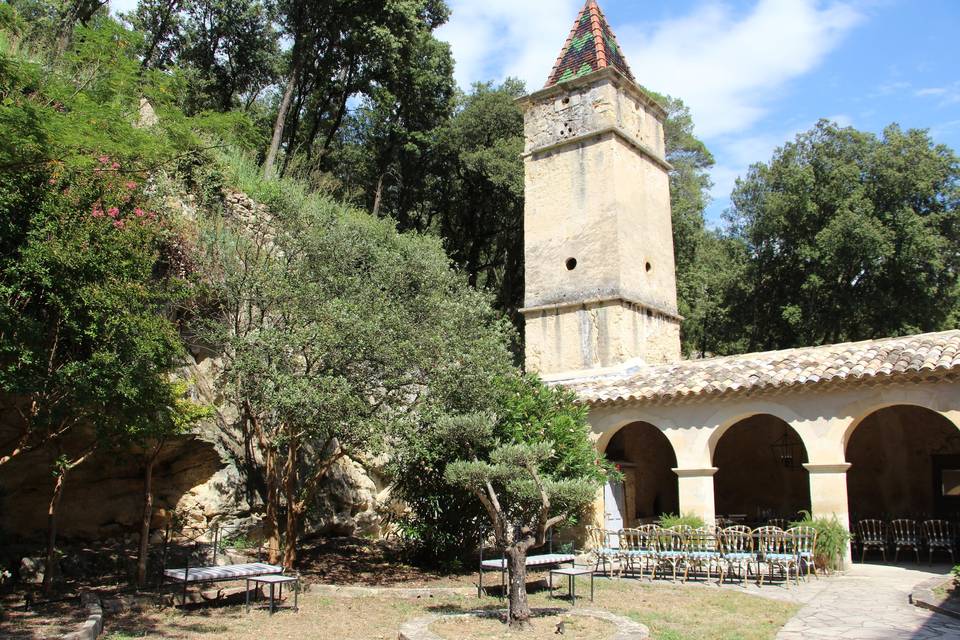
[604,479,625,548]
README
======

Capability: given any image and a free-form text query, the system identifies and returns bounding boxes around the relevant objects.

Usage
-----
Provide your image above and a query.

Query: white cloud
[440,1,862,138]
[110,0,138,16]
[915,83,960,107]
[439,0,863,218]
[437,0,580,90]
[618,0,863,138]
[709,113,852,209]
[825,113,854,127]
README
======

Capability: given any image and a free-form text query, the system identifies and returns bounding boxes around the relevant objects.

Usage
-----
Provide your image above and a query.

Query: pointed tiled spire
[546,0,635,87]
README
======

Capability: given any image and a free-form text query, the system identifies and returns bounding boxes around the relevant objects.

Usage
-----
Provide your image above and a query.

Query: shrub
[658,513,706,529]
[391,375,615,564]
[790,511,852,572]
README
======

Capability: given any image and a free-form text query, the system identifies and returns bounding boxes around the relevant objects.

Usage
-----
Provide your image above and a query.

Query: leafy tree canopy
[723,120,960,352]
[391,373,612,562]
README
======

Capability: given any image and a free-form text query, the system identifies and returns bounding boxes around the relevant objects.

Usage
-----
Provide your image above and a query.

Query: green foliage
[952,565,960,586]
[0,146,194,459]
[265,0,454,178]
[392,374,613,561]
[790,511,852,572]
[657,513,706,529]
[441,413,602,544]
[195,149,515,559]
[128,0,280,114]
[722,120,960,352]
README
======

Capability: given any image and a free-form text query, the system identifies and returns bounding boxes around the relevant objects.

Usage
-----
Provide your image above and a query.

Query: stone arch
[705,402,811,463]
[842,396,960,452]
[846,405,960,522]
[603,421,680,523]
[712,414,812,522]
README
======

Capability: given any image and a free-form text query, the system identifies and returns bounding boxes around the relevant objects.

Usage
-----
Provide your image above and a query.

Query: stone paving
[773,563,960,639]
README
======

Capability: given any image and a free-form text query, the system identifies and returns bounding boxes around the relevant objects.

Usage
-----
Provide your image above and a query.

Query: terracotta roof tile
[559,331,960,405]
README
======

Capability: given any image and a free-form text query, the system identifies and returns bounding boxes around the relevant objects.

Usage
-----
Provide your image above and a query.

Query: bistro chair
[923,520,956,565]
[587,526,619,577]
[786,526,818,580]
[653,528,686,582]
[857,520,888,563]
[685,527,723,584]
[890,520,921,563]
[720,526,755,586]
[756,526,799,588]
[619,525,658,580]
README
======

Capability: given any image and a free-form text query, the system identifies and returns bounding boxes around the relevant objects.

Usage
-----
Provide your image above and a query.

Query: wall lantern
[770,429,803,469]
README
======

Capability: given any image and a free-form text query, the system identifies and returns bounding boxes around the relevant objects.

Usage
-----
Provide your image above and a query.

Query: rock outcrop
[0,188,390,548]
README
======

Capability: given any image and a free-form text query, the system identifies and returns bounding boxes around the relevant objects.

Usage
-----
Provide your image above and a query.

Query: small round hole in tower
[566,258,578,271]
[645,262,652,273]
[563,96,570,105]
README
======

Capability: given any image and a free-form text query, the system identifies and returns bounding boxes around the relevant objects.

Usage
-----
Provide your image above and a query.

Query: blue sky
[436,0,960,224]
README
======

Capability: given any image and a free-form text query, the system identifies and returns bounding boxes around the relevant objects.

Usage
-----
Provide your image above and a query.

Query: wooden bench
[163,562,284,605]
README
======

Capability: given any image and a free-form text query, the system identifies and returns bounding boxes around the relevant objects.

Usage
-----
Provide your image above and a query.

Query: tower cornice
[518,67,667,121]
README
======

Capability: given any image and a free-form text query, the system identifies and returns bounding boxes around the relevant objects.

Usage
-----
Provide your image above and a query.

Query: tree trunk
[281,440,299,569]
[136,450,159,588]
[263,38,303,179]
[42,469,66,596]
[372,173,386,218]
[505,544,532,628]
[264,448,282,564]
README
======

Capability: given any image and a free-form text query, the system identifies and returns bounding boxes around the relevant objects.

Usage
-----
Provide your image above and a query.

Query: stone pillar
[804,463,853,566]
[673,467,718,526]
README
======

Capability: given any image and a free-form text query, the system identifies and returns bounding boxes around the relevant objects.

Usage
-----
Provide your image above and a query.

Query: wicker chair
[890,520,921,563]
[857,520,888,563]
[756,526,799,588]
[587,526,619,576]
[619,525,658,580]
[786,526,818,580]
[923,520,956,565]
[720,526,755,586]
[653,528,686,582]
[685,527,723,584]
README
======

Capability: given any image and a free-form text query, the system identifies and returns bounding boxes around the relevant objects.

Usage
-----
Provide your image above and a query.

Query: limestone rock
[19,557,46,584]
[137,98,159,128]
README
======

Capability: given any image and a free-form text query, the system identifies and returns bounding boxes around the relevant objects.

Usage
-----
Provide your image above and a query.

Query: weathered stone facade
[519,68,682,377]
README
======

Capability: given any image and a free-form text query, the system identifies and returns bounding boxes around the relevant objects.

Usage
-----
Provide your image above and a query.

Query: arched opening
[713,415,811,524]
[847,406,960,521]
[604,422,679,525]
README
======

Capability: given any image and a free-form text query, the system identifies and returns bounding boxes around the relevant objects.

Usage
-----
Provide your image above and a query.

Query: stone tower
[519,0,682,378]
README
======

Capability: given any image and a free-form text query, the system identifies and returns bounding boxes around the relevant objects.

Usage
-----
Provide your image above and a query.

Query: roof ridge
[558,330,960,406]
[706,329,960,364]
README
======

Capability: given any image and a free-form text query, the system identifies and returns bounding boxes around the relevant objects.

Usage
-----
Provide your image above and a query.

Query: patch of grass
[99,578,797,640]
[594,580,797,640]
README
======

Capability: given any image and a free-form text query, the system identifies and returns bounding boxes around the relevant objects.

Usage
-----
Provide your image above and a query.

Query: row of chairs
[855,519,956,564]
[587,524,817,589]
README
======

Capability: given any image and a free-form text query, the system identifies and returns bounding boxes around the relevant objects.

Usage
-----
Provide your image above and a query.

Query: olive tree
[443,413,602,628]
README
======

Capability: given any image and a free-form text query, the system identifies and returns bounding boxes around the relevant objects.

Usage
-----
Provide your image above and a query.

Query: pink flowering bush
[43,154,199,283]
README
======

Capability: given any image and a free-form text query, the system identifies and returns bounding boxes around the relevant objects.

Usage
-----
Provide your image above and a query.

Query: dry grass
[97,577,798,640]
[432,611,614,638]
[1,598,88,639]
[595,580,797,640]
